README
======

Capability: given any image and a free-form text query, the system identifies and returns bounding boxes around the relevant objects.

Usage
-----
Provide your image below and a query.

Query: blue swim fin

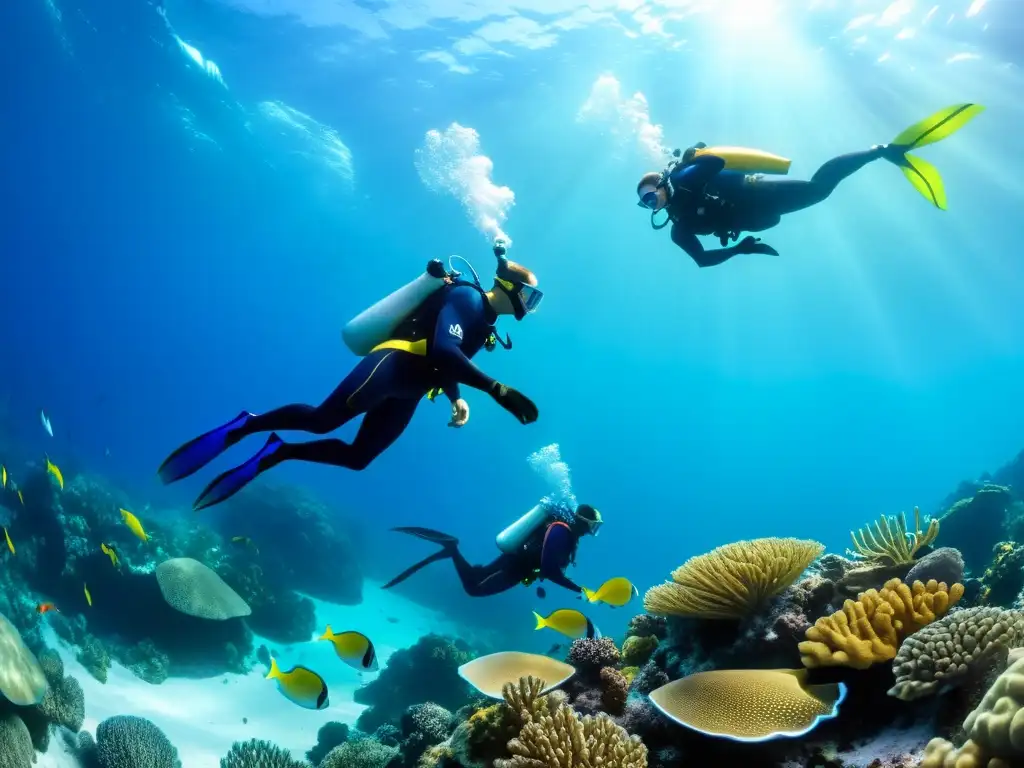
[157,411,253,484]
[193,433,283,511]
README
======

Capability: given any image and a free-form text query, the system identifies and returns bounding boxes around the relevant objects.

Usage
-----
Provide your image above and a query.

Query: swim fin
[193,433,283,511]
[381,549,452,590]
[882,103,984,210]
[157,411,253,484]
[392,526,460,545]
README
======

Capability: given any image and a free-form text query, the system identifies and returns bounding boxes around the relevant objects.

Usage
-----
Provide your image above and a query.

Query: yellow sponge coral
[799,578,964,670]
[643,538,824,619]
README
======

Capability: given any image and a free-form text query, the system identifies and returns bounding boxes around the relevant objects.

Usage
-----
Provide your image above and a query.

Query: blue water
[2,0,1024,648]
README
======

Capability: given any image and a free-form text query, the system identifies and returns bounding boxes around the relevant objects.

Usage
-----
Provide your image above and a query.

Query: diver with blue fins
[382,502,603,597]
[636,103,984,267]
[156,239,541,510]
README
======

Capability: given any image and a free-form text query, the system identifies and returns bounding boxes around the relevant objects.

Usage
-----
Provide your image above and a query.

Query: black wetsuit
[234,282,499,469]
[666,147,885,267]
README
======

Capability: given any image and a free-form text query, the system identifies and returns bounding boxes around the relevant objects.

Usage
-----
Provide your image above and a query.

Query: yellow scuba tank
[496,504,549,554]
[693,146,791,175]
[342,260,448,356]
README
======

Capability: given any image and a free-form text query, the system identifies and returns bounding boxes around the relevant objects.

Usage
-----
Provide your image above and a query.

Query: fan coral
[921,652,1024,767]
[643,538,824,619]
[155,558,252,620]
[799,578,964,670]
[848,507,939,565]
[567,637,620,674]
[320,738,399,768]
[220,738,311,767]
[497,699,647,768]
[96,715,180,768]
[621,635,658,667]
[889,606,1024,700]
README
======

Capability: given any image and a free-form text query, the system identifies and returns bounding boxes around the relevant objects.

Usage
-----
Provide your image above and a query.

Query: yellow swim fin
[891,103,984,151]
[900,153,947,210]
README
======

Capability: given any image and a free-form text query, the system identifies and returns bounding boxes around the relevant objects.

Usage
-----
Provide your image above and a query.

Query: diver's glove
[489,382,538,425]
[427,258,447,278]
[735,236,780,257]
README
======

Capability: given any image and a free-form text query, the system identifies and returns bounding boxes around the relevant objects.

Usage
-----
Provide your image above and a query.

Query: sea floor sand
[43,580,468,767]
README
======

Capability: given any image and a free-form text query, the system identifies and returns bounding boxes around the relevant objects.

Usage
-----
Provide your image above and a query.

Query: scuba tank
[495,503,550,554]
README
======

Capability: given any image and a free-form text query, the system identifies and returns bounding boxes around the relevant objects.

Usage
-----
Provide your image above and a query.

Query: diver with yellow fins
[636,103,984,267]
[157,239,541,511]
[382,502,603,597]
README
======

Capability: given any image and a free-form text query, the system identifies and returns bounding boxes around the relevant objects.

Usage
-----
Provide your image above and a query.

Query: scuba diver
[636,103,983,267]
[382,503,603,597]
[157,239,542,511]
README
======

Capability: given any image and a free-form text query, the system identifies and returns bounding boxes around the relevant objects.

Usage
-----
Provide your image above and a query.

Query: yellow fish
[17,490,24,505]
[84,583,92,607]
[101,543,120,568]
[46,456,64,491]
[265,657,329,710]
[582,577,640,608]
[319,625,378,671]
[2,465,6,488]
[533,609,600,640]
[120,509,149,542]
[4,527,14,556]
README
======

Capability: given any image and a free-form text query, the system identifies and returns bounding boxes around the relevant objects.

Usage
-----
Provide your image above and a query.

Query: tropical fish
[84,583,92,607]
[582,577,639,608]
[231,536,259,554]
[45,456,64,491]
[265,657,329,710]
[17,490,23,505]
[101,543,120,568]
[120,508,149,542]
[536,586,546,599]
[37,602,59,614]
[319,625,378,672]
[41,410,53,437]
[545,643,563,657]
[3,527,14,555]
[1,465,6,488]
[533,609,600,640]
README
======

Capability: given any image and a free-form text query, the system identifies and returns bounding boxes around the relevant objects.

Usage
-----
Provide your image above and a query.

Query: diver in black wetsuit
[636,103,983,267]
[382,504,604,597]
[156,242,543,511]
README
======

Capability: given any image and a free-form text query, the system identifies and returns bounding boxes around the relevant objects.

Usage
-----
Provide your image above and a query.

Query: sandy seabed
[41,580,468,767]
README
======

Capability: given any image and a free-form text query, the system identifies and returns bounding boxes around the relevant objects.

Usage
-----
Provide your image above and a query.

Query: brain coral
[0,611,48,706]
[800,578,964,670]
[643,538,824,619]
[889,607,1024,701]
[220,738,311,767]
[96,715,180,768]
[155,558,251,620]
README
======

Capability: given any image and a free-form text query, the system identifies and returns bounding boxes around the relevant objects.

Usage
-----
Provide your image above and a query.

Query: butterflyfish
[17,490,24,505]
[120,509,149,541]
[101,543,120,568]
[45,456,64,491]
[582,577,639,608]
[2,465,6,488]
[84,583,92,607]
[533,609,600,640]
[4,527,14,555]
[319,625,378,671]
[265,657,329,710]
[41,410,53,437]
[37,603,58,614]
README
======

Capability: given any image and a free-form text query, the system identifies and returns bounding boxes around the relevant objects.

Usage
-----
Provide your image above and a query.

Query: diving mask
[637,183,660,210]
[575,504,603,536]
[496,277,543,320]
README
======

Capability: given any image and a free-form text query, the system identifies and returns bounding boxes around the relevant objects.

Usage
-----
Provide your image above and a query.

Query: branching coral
[220,738,311,767]
[799,578,964,670]
[848,507,939,565]
[96,715,180,768]
[643,538,824,619]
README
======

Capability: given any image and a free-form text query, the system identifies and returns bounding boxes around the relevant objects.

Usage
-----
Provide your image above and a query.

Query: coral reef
[155,557,252,620]
[939,485,1013,574]
[354,634,475,733]
[848,508,939,565]
[400,703,456,765]
[320,737,399,768]
[621,635,658,667]
[889,607,1024,701]
[220,738,311,767]
[599,667,629,715]
[0,714,34,768]
[0,611,47,705]
[643,538,824,619]
[95,715,180,768]
[626,614,667,641]
[306,722,349,765]
[799,578,964,669]
[979,541,1024,607]
[567,637,620,673]
[9,648,87,753]
[906,548,965,590]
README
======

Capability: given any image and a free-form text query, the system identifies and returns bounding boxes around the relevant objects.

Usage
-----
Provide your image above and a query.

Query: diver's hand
[448,399,470,428]
[735,236,779,256]
[490,382,539,425]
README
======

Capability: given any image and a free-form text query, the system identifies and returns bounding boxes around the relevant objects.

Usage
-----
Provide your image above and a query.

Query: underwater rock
[938,485,1013,574]
[155,557,251,620]
[218,559,316,645]
[214,484,363,606]
[305,722,349,765]
[981,542,1024,607]
[905,547,965,589]
[354,634,474,733]
[0,611,47,706]
[95,715,180,768]
[221,738,310,767]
